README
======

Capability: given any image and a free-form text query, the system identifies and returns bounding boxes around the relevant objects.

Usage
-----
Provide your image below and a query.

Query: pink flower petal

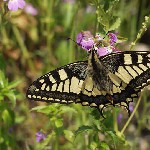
[8,0,18,11]
[81,39,94,51]
[7,0,26,11]
[24,3,38,16]
[76,31,94,51]
[18,0,26,9]
[76,32,83,44]
[108,33,118,45]
[97,47,112,57]
[117,113,123,124]
[36,131,46,142]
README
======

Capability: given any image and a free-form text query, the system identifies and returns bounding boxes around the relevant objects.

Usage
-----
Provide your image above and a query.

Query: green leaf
[31,105,48,111]
[55,119,63,128]
[0,136,4,143]
[2,109,14,126]
[4,91,16,108]
[41,131,55,146]
[31,104,72,116]
[0,95,4,101]
[90,142,98,150]
[7,80,22,89]
[106,131,118,147]
[109,17,121,31]
[60,106,77,114]
[75,125,93,136]
[0,71,5,88]
[96,5,110,31]
[107,0,119,15]
[64,130,74,143]
[15,115,25,124]
[99,142,110,150]
[116,35,128,43]
[31,105,57,114]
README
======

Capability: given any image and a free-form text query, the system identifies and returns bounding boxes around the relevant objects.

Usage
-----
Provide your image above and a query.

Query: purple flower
[36,131,46,142]
[24,3,38,16]
[108,33,117,45]
[9,127,13,133]
[117,103,134,124]
[97,46,121,57]
[4,0,26,11]
[76,32,83,45]
[97,47,112,57]
[117,113,123,124]
[95,33,102,41]
[80,38,94,50]
[129,102,134,112]
[111,47,121,53]
[76,31,121,56]
[76,31,94,51]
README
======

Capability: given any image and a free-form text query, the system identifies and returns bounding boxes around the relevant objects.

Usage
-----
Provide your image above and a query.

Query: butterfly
[26,49,150,116]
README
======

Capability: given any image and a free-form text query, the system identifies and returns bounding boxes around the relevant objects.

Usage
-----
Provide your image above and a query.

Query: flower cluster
[4,0,26,11]
[4,0,38,16]
[76,31,121,57]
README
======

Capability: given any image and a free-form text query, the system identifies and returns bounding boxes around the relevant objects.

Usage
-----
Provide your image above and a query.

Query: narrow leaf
[75,125,93,136]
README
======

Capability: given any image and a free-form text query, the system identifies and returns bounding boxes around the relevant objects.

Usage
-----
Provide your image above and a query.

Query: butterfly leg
[97,106,106,119]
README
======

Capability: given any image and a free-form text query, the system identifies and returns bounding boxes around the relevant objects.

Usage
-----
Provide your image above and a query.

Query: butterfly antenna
[103,31,109,39]
[67,37,79,46]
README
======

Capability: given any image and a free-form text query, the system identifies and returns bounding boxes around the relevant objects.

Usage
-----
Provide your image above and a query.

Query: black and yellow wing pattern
[26,50,150,115]
[27,61,87,104]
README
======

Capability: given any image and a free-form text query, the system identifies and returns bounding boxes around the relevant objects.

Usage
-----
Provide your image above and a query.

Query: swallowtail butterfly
[26,49,150,116]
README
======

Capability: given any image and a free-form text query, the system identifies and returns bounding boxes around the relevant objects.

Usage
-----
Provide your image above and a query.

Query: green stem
[12,25,29,59]
[69,3,79,63]
[12,25,34,71]
[113,108,118,133]
[120,93,143,135]
[130,16,149,50]
[45,0,54,67]
[137,93,147,135]
[0,14,10,49]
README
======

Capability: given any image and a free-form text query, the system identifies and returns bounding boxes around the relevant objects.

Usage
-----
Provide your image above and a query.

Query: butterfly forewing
[26,61,87,104]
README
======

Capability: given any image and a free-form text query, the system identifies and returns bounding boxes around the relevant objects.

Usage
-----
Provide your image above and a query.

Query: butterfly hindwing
[101,51,150,89]
[77,51,150,113]
[100,51,150,111]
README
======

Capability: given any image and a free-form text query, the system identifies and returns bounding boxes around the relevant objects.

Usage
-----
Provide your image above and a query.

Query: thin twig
[120,93,143,135]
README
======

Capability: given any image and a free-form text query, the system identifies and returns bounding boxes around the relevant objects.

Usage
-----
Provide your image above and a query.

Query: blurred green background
[0,0,150,149]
